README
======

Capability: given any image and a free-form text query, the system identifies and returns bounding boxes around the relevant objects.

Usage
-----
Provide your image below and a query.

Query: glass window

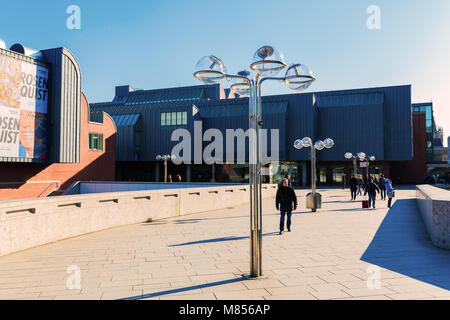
[171,112,177,125]
[182,112,187,125]
[319,167,326,183]
[426,107,432,120]
[333,167,344,183]
[166,112,172,125]
[89,133,103,151]
[161,113,166,126]
[177,112,182,125]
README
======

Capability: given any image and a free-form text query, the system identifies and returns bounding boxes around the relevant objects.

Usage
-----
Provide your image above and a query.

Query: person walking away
[349,175,358,200]
[364,178,380,209]
[378,174,387,200]
[276,178,297,235]
[357,175,364,196]
[385,179,395,208]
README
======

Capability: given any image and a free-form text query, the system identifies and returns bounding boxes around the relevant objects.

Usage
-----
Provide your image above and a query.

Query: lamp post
[193,46,315,278]
[344,152,375,181]
[294,138,334,212]
[345,152,362,178]
[156,154,175,183]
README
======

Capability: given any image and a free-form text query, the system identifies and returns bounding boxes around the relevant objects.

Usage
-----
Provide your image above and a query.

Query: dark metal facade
[91,84,414,163]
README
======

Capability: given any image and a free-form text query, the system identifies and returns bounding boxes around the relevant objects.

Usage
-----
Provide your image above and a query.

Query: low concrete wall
[416,185,450,250]
[0,184,278,257]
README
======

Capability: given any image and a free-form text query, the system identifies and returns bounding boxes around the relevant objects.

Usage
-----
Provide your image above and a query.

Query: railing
[38,181,60,198]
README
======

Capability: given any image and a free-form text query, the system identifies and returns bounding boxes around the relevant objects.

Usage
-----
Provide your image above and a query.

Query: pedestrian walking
[176,174,182,182]
[349,175,358,200]
[357,175,364,196]
[378,174,387,200]
[275,178,297,235]
[364,177,380,209]
[385,178,395,208]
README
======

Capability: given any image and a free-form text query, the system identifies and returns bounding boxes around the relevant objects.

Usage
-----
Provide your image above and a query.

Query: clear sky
[1,0,449,145]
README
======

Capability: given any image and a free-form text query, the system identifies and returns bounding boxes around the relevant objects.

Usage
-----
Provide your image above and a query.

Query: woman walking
[385,178,395,208]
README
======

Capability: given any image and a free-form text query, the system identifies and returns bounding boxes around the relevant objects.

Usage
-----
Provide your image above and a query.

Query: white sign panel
[0,107,20,157]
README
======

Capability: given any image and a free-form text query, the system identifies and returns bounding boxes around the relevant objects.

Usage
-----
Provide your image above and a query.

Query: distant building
[412,102,449,182]
[91,83,429,185]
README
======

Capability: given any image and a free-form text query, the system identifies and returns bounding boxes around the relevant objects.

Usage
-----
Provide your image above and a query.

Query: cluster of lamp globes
[193,45,316,96]
[344,152,376,162]
[294,137,335,151]
[156,155,175,161]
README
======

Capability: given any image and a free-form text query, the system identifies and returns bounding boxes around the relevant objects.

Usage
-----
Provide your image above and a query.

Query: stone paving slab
[0,188,449,300]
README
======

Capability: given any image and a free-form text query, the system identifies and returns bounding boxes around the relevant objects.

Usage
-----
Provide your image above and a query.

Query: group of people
[348,174,395,209]
[275,174,396,235]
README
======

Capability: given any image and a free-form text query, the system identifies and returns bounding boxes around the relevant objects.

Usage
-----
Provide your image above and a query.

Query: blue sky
[1,0,449,144]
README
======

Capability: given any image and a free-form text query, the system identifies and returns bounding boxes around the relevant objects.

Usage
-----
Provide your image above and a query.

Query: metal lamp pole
[156,155,173,183]
[193,46,316,278]
[294,138,334,212]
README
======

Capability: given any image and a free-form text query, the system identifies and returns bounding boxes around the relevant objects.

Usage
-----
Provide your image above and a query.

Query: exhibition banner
[0,52,48,159]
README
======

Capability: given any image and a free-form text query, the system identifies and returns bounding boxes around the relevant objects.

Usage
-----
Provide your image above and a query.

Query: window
[333,167,344,183]
[160,111,188,127]
[89,133,103,151]
[319,167,326,183]
[170,112,176,125]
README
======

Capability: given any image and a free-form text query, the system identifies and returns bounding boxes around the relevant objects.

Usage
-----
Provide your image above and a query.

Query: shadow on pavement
[361,199,450,291]
[119,277,246,300]
[169,232,279,247]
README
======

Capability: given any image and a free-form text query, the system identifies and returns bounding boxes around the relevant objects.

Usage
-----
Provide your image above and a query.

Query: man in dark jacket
[364,177,380,209]
[276,179,298,235]
[349,175,358,200]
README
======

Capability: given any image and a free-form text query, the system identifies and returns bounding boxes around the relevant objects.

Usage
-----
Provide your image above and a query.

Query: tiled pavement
[0,188,449,300]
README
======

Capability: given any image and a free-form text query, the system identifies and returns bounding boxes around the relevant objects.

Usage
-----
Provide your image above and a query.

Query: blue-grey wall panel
[318,104,384,161]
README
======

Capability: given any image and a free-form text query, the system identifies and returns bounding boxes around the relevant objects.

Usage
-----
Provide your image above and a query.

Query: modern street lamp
[294,137,334,212]
[193,46,316,278]
[354,153,376,179]
[156,154,175,183]
[345,152,364,178]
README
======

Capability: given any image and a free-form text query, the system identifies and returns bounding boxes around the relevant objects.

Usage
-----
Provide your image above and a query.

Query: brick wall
[0,93,116,201]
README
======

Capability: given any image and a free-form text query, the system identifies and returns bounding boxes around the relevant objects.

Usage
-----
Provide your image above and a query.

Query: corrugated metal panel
[318,103,385,161]
[40,47,81,163]
[92,84,412,163]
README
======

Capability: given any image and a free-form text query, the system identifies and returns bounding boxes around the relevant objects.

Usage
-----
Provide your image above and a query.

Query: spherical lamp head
[294,139,303,150]
[301,137,312,148]
[194,55,226,84]
[345,152,353,160]
[250,45,286,76]
[230,70,251,97]
[314,140,325,151]
[285,63,315,91]
[323,138,334,149]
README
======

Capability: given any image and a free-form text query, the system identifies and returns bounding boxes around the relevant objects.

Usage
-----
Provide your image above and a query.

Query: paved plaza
[0,188,449,300]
